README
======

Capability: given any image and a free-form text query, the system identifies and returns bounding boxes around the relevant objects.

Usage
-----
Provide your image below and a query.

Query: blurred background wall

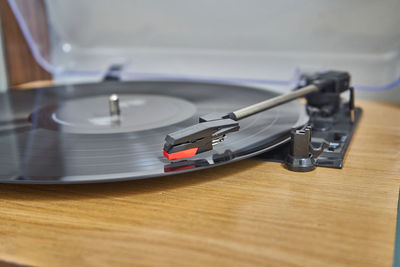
[1,0,399,102]
[0,19,7,92]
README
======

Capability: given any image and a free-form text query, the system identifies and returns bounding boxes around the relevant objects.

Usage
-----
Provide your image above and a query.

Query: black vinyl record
[0,81,308,184]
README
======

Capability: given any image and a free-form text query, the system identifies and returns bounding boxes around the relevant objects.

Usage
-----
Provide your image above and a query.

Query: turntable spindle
[109,94,121,117]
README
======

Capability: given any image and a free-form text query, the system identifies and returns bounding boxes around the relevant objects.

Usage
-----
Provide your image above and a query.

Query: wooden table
[0,100,399,267]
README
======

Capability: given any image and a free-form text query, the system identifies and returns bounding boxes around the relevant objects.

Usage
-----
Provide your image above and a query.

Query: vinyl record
[0,81,308,184]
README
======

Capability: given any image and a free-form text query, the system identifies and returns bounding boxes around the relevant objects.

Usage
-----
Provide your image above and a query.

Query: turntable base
[0,100,399,266]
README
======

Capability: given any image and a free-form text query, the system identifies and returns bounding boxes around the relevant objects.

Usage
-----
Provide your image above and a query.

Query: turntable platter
[0,81,308,184]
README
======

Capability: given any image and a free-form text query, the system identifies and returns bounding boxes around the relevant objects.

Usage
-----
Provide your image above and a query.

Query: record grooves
[0,81,308,184]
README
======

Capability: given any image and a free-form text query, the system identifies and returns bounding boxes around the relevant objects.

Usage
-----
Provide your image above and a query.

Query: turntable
[0,70,362,183]
[1,1,400,266]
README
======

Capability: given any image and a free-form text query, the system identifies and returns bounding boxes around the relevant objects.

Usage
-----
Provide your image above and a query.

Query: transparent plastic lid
[9,0,400,92]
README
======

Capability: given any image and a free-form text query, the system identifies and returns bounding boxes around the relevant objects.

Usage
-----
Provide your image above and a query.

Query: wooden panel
[0,100,399,267]
[0,0,51,87]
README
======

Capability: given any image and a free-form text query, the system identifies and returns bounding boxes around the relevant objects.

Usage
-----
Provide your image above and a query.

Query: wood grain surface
[0,0,51,87]
[0,100,399,267]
